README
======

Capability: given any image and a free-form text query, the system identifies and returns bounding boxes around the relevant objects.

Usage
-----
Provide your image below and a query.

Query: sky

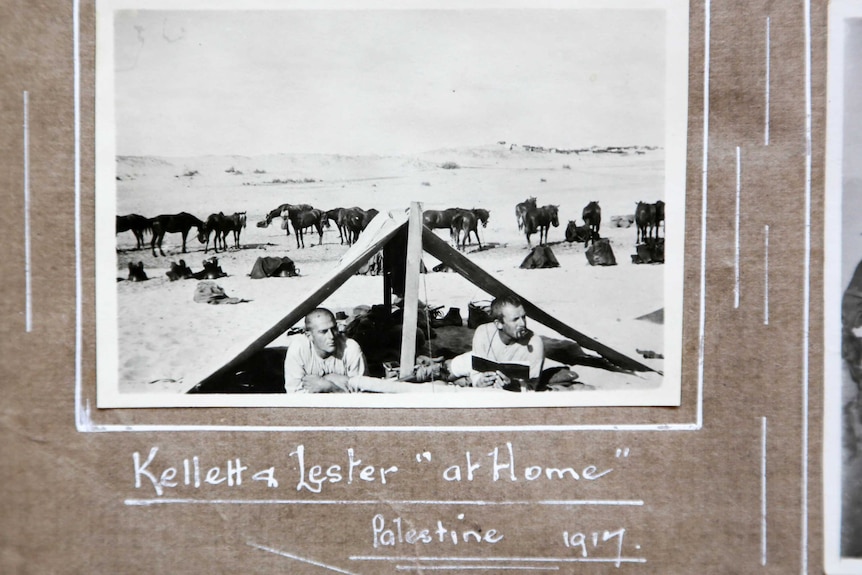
[113,8,667,157]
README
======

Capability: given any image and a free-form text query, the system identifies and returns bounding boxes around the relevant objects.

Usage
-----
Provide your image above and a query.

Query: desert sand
[108,144,671,404]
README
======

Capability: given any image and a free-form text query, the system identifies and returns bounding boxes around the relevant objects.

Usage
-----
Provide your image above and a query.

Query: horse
[324,207,363,245]
[635,201,656,244]
[424,208,465,243]
[199,213,227,253]
[290,208,326,248]
[199,211,247,253]
[338,207,367,245]
[451,208,490,251]
[523,205,559,247]
[472,208,490,228]
[451,211,480,251]
[515,197,537,231]
[116,214,151,250]
[423,208,463,229]
[325,208,347,244]
[149,212,205,257]
[582,201,601,242]
[258,203,314,235]
[226,211,247,249]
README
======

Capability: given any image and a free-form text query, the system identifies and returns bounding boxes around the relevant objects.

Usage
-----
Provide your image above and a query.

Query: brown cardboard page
[0,1,830,573]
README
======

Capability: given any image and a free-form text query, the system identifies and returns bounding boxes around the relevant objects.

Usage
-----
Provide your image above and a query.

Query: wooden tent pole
[398,202,423,378]
[194,217,407,388]
[421,229,657,374]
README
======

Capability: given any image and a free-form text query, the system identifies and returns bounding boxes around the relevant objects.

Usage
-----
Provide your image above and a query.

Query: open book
[472,356,530,391]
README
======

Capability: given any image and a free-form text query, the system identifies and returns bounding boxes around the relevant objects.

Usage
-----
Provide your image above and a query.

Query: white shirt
[284,335,367,393]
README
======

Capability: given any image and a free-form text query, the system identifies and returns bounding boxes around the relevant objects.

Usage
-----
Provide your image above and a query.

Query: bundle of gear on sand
[341,299,588,391]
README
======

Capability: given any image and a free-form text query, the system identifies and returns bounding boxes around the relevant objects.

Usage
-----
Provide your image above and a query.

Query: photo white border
[93,0,690,410]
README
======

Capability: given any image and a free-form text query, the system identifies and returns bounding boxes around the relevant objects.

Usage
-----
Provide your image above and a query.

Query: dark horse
[339,207,369,245]
[258,203,314,235]
[116,214,151,250]
[423,207,465,243]
[582,201,601,243]
[515,197,537,231]
[451,208,490,251]
[634,201,656,244]
[325,207,365,245]
[290,208,327,248]
[523,205,559,247]
[149,212,205,257]
[325,208,347,244]
[227,212,248,249]
[198,211,247,253]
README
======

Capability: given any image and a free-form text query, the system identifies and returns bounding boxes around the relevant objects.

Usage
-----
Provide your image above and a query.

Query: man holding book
[467,294,545,389]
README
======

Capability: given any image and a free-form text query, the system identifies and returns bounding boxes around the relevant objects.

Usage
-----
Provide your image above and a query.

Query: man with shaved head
[463,294,544,388]
[284,308,367,393]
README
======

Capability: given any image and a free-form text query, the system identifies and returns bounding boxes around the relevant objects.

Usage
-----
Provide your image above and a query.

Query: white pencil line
[735,145,741,309]
[397,566,554,572]
[125,498,645,507]
[697,0,712,431]
[801,0,812,572]
[765,16,771,145]
[761,416,768,565]
[249,542,359,575]
[351,556,647,565]
[73,0,87,432]
[23,91,32,333]
[764,225,770,325]
[81,422,701,433]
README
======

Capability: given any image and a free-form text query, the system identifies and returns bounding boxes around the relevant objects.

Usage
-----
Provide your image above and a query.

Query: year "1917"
[562,528,633,566]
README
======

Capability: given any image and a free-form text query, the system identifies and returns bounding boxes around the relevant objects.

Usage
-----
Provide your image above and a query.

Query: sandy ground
[110,144,669,398]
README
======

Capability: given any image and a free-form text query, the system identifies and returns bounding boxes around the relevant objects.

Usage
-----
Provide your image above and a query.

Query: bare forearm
[301,374,348,393]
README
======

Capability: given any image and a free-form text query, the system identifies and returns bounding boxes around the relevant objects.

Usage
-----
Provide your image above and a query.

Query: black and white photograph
[95,0,688,408]
[826,1,862,572]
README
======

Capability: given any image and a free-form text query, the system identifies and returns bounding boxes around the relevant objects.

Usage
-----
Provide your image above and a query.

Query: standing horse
[635,201,656,244]
[582,201,601,243]
[150,212,204,257]
[451,208,490,250]
[423,208,462,229]
[258,203,314,235]
[227,211,247,249]
[338,207,368,245]
[515,197,537,231]
[424,208,465,244]
[451,210,483,251]
[199,213,228,253]
[201,211,247,252]
[116,214,151,250]
[325,208,347,244]
[523,205,559,247]
[290,208,326,248]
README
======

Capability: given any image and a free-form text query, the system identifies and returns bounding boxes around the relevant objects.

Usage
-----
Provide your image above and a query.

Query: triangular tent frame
[194,204,656,389]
